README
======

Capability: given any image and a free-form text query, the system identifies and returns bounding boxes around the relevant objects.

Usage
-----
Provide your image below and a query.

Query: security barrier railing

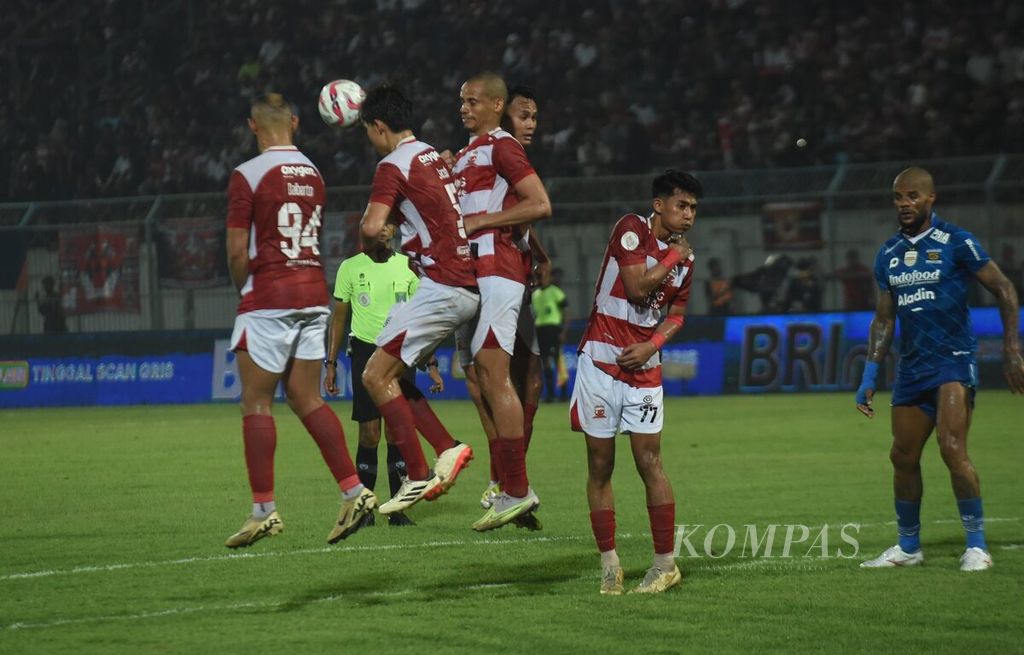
[2,155,1021,334]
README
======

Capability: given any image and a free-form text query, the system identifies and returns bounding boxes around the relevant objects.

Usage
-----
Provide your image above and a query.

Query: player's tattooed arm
[974,261,1024,394]
[856,292,895,418]
[866,292,895,363]
[226,227,250,292]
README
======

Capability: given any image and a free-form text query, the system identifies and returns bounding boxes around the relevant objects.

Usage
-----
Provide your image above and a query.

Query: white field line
[3,517,1019,583]
[0,533,613,582]
[2,559,819,632]
[851,517,1020,529]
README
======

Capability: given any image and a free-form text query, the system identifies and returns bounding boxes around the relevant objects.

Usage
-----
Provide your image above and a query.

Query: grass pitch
[2,392,1023,654]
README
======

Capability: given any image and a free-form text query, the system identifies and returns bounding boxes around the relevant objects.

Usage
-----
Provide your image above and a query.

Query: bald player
[452,72,552,531]
[224,93,376,549]
[460,85,549,523]
[857,167,1024,572]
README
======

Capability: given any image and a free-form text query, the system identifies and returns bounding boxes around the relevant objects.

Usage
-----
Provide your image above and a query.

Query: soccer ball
[318,79,365,128]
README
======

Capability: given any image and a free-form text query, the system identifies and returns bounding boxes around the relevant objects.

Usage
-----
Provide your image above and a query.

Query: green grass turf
[1,392,1022,654]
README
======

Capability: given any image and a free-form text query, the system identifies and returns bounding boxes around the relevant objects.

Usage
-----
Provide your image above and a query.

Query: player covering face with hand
[571,170,699,594]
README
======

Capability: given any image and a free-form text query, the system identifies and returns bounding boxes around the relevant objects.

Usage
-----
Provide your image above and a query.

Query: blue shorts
[891,362,977,421]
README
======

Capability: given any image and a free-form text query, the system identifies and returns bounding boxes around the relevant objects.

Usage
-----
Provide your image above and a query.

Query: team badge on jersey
[620,231,640,251]
[593,405,607,419]
[904,250,918,266]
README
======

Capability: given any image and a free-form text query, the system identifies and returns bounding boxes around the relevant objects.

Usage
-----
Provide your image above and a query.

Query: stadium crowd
[3,0,1024,201]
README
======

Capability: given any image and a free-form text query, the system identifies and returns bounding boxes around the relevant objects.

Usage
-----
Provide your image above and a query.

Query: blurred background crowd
[3,0,1023,202]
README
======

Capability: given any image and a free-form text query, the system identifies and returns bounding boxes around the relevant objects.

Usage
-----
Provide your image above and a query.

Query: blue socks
[895,498,988,551]
[957,497,987,550]
[895,499,921,553]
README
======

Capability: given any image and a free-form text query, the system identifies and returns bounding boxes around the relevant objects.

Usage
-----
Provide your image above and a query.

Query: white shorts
[474,275,525,357]
[570,353,664,438]
[377,277,480,368]
[455,283,538,369]
[230,308,330,374]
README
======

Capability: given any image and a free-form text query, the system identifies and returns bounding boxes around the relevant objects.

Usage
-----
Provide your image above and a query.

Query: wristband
[648,332,667,350]
[660,248,682,270]
[856,361,879,405]
[860,361,879,386]
[324,359,337,367]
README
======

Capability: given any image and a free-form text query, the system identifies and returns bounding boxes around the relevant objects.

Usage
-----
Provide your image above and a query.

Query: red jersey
[369,136,476,288]
[452,128,536,283]
[578,214,694,387]
[226,145,329,313]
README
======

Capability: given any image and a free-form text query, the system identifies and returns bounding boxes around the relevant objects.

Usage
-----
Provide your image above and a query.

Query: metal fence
[3,154,1022,335]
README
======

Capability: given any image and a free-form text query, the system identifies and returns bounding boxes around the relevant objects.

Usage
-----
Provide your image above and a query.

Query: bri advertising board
[721,307,1019,393]
[0,308,1017,408]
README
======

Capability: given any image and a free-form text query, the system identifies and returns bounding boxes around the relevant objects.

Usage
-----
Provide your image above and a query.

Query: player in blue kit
[856,167,1024,571]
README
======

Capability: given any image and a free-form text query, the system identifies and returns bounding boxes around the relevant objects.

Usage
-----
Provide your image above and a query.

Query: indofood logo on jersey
[888,269,940,288]
[898,288,936,307]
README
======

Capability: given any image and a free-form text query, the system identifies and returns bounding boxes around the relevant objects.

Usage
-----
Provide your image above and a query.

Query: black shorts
[349,337,415,423]
[537,325,562,359]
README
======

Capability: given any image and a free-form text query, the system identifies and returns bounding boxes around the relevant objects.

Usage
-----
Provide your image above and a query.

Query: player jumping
[452,73,553,531]
[457,84,550,526]
[357,85,478,515]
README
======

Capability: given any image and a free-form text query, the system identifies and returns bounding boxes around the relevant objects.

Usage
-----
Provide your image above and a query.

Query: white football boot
[860,544,924,568]
[959,547,993,572]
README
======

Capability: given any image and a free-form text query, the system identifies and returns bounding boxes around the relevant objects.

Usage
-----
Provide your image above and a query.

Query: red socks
[590,509,616,552]
[591,507,674,555]
[523,402,537,452]
[378,396,429,480]
[648,503,676,554]
[242,414,276,503]
[301,404,360,492]
[498,437,528,498]
[401,379,456,455]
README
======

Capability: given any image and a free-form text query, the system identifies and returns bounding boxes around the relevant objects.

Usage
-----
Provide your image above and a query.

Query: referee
[325,222,439,526]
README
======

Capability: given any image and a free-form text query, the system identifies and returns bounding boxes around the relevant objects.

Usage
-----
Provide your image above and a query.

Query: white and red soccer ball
[318,79,365,128]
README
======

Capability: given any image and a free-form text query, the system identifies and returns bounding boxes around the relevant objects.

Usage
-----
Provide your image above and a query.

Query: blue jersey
[873,213,990,377]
